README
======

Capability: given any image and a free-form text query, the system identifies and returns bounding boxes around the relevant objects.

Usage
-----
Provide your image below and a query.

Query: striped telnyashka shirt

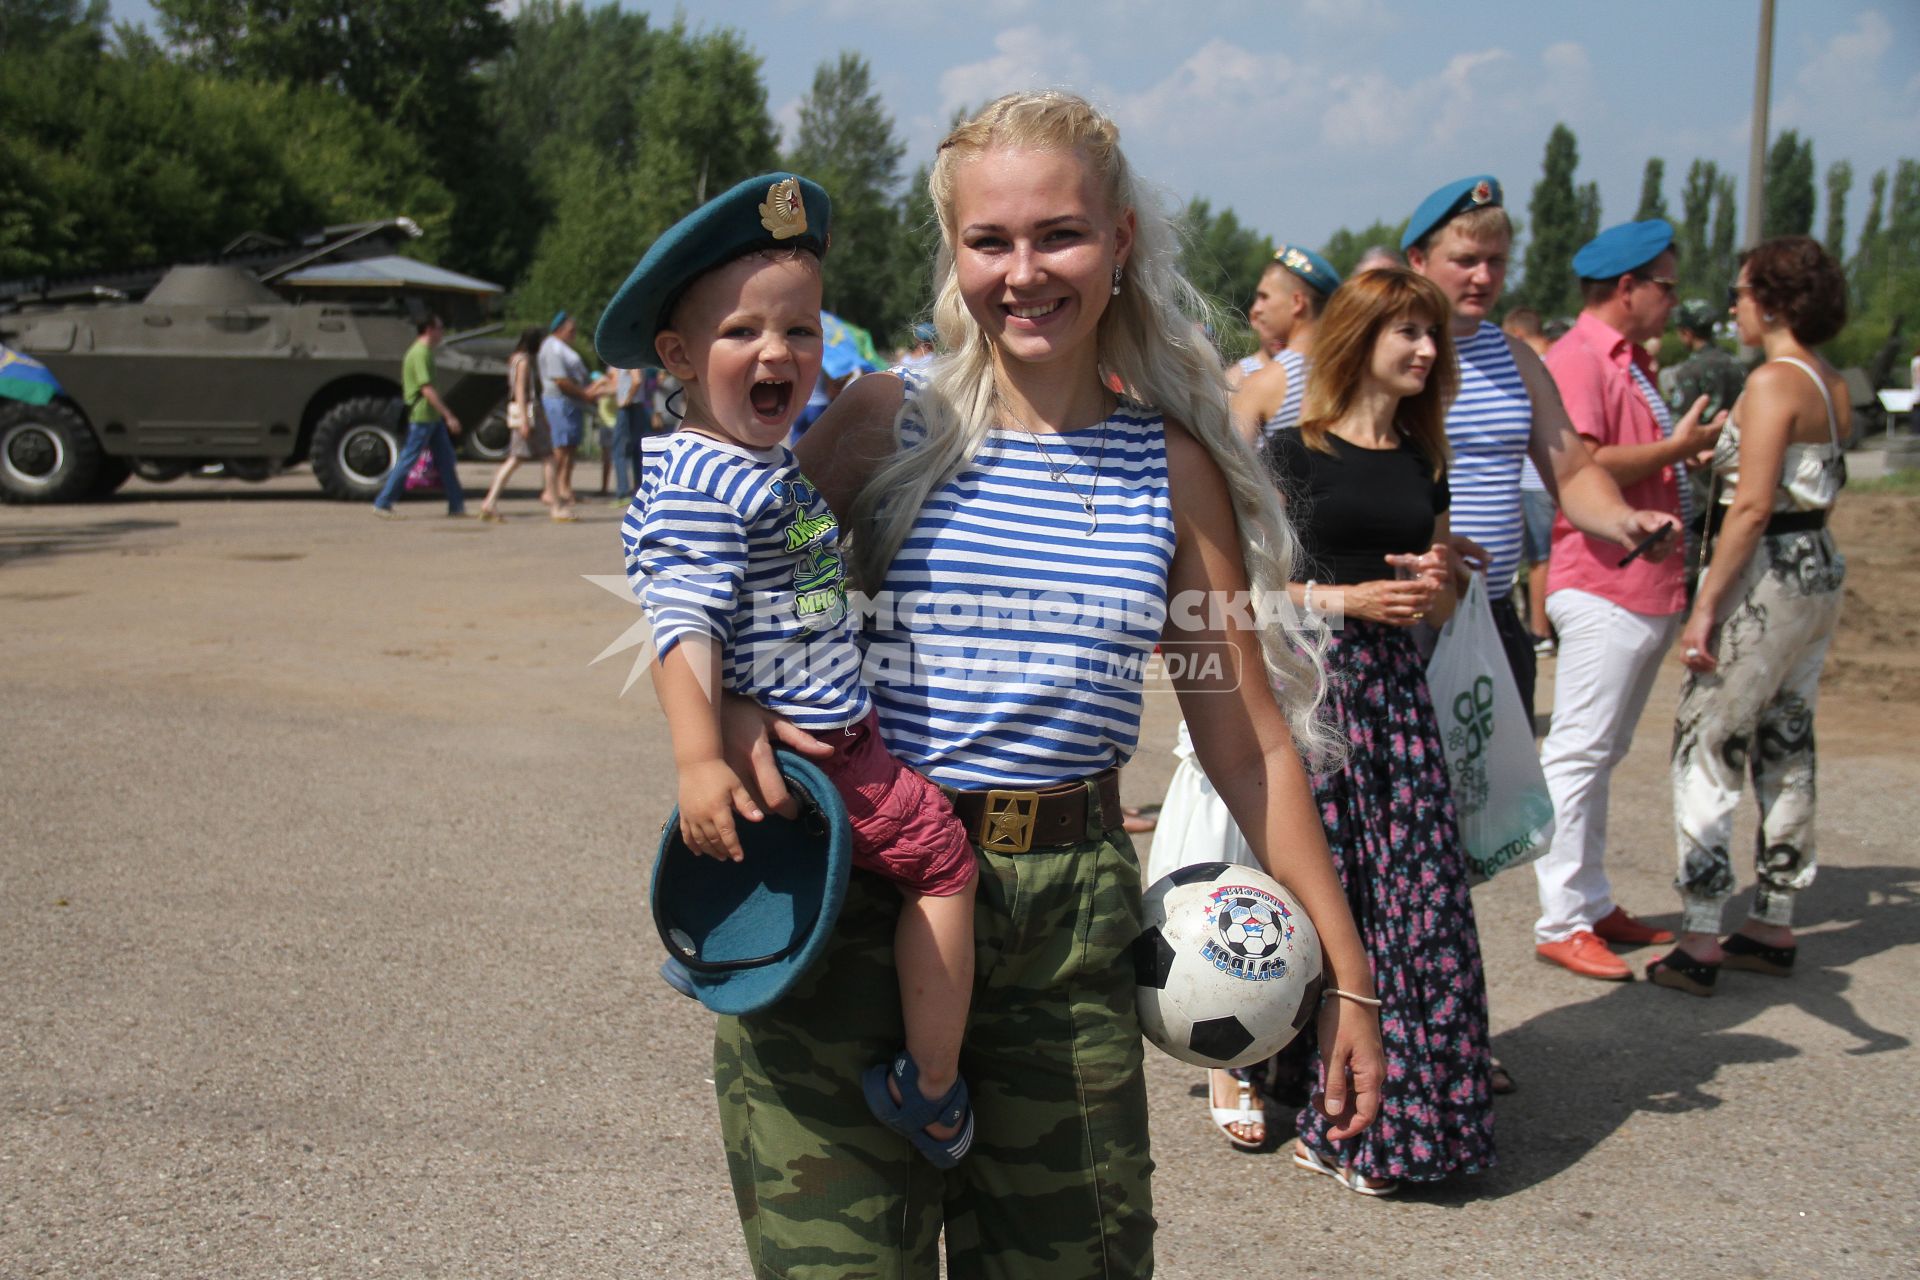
[1446,321,1534,598]
[862,370,1177,790]
[624,432,869,731]
[1258,349,1310,444]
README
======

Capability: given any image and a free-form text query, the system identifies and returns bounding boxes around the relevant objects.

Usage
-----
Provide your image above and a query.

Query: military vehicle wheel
[133,459,190,483]
[311,397,403,501]
[221,458,275,482]
[462,404,510,462]
[0,400,104,504]
[88,457,133,497]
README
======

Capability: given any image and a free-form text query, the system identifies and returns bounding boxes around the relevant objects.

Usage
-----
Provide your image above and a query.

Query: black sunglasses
[1725,283,1753,308]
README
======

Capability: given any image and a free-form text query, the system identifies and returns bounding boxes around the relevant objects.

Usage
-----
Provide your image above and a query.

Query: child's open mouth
[750,378,793,422]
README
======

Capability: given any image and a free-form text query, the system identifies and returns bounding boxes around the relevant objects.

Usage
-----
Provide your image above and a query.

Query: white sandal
[1292,1142,1399,1196]
[1207,1070,1265,1151]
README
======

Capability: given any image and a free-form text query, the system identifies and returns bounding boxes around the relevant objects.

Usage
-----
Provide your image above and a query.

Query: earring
[1763,312,1775,324]
[1111,265,1123,296]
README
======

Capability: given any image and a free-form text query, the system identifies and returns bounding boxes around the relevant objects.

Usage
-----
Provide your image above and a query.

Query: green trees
[0,12,452,278]
[1823,161,1853,262]
[1318,220,1409,278]
[1763,129,1817,239]
[1520,124,1587,318]
[154,0,516,278]
[1635,159,1669,222]
[785,52,911,340]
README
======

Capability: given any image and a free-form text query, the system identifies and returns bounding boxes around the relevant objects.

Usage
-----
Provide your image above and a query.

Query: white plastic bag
[1426,574,1555,884]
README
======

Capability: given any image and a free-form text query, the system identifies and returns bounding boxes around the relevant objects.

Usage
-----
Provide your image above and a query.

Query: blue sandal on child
[861,1050,975,1168]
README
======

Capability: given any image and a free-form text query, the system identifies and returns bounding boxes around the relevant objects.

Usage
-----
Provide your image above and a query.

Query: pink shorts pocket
[824,717,977,897]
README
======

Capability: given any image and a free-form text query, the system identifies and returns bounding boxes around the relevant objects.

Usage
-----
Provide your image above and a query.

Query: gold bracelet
[1320,987,1383,1009]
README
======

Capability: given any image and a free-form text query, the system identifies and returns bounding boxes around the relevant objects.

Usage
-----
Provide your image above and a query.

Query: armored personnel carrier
[0,220,511,503]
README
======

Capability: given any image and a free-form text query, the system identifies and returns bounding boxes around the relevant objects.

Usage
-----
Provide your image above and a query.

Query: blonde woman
[711,92,1383,1277]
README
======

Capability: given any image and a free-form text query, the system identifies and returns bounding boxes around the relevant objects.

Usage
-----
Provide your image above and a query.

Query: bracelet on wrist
[1320,986,1382,1009]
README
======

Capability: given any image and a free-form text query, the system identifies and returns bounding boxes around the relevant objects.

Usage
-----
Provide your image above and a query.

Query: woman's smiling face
[949,146,1132,374]
[1370,309,1441,399]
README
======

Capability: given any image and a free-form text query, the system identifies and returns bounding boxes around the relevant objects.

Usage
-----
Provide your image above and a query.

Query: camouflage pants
[714,827,1155,1279]
[1670,530,1844,933]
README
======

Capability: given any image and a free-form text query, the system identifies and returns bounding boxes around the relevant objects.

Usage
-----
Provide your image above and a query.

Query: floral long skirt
[1284,619,1496,1183]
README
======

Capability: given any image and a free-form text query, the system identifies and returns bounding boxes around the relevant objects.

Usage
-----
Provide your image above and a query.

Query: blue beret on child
[1273,244,1342,296]
[596,172,833,370]
[1571,219,1675,281]
[1401,175,1504,252]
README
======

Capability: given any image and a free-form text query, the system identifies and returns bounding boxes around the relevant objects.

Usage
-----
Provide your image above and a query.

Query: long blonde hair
[847,91,1334,761]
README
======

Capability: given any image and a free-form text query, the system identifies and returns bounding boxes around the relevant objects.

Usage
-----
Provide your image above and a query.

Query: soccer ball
[1132,862,1324,1069]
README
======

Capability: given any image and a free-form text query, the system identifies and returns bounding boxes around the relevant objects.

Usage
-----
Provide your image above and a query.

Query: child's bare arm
[652,635,764,862]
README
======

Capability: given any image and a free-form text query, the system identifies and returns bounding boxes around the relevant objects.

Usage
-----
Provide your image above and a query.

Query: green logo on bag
[1450,675,1494,760]
[1446,676,1495,815]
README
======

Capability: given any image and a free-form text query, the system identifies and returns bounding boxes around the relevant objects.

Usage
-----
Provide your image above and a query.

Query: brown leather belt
[944,768,1124,854]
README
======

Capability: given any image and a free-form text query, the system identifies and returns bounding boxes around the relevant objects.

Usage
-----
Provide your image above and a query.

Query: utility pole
[1744,0,1775,250]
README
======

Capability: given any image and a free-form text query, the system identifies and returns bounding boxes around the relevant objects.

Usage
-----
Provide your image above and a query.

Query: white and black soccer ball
[1132,862,1324,1069]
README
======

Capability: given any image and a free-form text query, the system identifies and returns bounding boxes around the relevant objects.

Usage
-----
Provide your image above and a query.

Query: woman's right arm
[794,372,905,521]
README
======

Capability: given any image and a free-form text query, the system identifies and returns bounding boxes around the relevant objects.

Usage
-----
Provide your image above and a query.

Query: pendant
[1083,497,1098,531]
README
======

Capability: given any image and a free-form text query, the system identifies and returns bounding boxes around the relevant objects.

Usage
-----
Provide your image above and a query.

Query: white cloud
[1318,47,1518,151]
[937,25,1098,118]
[1775,10,1919,157]
[1109,39,1311,145]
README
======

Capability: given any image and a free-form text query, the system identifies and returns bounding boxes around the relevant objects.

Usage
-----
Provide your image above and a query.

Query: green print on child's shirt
[773,474,847,633]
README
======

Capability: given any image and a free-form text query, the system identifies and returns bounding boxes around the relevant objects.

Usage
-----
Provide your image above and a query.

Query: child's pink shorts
[818,711,977,897]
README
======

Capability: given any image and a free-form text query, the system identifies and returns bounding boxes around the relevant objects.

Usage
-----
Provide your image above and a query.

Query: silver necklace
[997,394,1107,530]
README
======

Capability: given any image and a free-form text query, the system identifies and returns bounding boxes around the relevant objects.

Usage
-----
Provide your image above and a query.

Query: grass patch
[1850,469,1920,496]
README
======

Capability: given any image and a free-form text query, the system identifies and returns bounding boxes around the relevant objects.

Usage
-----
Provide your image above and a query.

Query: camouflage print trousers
[1671,529,1844,934]
[714,826,1156,1279]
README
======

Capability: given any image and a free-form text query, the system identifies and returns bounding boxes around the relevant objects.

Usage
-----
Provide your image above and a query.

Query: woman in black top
[1260,268,1496,1194]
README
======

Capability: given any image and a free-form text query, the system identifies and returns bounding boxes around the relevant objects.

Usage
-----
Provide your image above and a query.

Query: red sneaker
[1593,906,1676,947]
[1535,931,1631,981]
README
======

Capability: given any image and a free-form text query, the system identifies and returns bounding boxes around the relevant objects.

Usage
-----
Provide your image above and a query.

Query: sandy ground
[2,466,1916,1279]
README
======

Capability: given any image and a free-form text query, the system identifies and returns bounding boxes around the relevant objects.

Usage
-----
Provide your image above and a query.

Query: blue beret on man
[1273,244,1342,296]
[1401,175,1504,252]
[1571,218,1675,282]
[596,172,833,370]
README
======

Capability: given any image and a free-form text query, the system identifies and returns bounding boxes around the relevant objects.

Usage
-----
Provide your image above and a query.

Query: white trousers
[1533,588,1682,943]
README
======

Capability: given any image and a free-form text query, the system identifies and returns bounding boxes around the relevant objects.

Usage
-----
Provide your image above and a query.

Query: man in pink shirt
[1534,219,1723,981]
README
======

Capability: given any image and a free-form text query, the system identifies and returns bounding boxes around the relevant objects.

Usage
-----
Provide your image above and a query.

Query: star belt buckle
[980,789,1039,854]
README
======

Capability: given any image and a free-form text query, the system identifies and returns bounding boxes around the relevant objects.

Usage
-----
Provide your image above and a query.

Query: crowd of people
[464,86,1848,1277]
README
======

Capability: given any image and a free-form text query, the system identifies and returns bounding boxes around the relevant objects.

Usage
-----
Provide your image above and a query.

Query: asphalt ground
[2,465,1916,1278]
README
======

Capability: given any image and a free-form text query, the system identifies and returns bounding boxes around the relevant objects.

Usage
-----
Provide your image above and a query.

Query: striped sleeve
[624,481,747,661]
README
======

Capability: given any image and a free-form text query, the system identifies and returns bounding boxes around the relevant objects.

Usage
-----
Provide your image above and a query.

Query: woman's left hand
[1314,993,1385,1142]
[1678,608,1719,674]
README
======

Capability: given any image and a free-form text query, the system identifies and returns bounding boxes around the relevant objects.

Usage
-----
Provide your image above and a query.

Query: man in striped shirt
[1231,244,1339,445]
[1402,176,1677,723]
[1532,219,1722,981]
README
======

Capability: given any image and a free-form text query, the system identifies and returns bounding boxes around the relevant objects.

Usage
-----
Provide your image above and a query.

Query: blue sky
[112,1,1919,256]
